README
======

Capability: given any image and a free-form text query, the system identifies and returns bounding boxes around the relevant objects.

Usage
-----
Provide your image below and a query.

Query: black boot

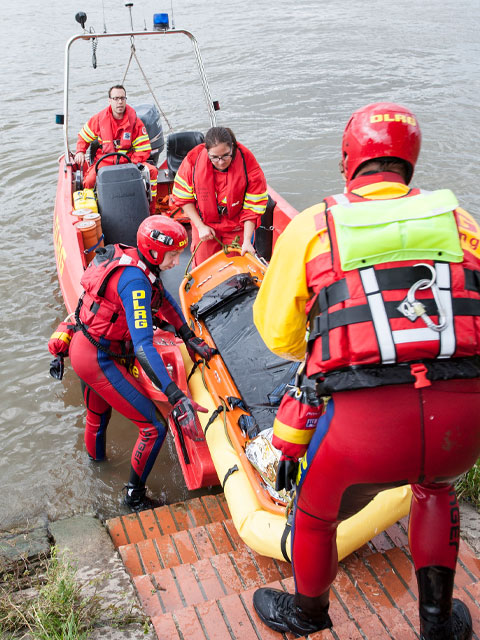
[417,566,473,640]
[253,587,332,637]
[124,467,164,512]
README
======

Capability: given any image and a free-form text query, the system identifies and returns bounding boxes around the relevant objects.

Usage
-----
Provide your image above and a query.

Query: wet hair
[355,157,411,182]
[108,84,126,98]
[205,127,237,154]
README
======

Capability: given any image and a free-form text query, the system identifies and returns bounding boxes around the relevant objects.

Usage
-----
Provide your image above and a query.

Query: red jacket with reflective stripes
[76,105,151,164]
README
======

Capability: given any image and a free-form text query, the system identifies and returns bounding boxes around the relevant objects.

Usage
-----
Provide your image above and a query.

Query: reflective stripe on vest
[359,262,455,364]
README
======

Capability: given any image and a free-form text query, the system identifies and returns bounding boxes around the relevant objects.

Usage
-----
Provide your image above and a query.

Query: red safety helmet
[341,102,421,183]
[137,215,188,265]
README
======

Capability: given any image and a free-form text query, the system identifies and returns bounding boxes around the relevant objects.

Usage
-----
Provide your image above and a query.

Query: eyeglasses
[208,152,232,162]
[110,96,127,102]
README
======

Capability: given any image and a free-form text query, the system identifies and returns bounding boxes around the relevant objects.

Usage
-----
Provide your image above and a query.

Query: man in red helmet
[68,215,214,511]
[252,103,480,639]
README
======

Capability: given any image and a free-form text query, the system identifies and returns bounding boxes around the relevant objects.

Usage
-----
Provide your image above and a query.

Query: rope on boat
[122,37,174,133]
[182,235,242,282]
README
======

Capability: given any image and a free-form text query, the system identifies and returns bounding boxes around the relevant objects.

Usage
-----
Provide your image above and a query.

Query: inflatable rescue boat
[52,9,411,561]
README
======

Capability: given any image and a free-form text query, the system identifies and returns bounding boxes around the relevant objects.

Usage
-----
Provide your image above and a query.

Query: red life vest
[79,244,157,342]
[306,190,480,389]
[97,105,137,155]
[191,144,248,223]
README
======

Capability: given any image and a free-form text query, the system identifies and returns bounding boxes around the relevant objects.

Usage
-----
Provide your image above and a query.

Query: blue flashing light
[153,13,169,30]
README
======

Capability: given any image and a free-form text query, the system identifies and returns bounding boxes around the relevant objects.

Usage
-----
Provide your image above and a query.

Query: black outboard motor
[96,164,149,246]
[133,103,165,166]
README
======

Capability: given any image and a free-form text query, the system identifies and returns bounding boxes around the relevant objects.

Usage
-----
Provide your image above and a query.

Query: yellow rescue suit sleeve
[253,203,329,361]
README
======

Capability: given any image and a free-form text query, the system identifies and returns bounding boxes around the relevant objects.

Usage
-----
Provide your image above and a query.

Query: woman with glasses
[171,126,268,266]
[74,84,158,214]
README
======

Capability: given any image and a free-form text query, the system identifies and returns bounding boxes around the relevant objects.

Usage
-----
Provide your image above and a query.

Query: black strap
[310,295,480,356]
[203,405,225,436]
[75,297,134,360]
[222,464,239,489]
[280,522,291,563]
[317,356,480,394]
[463,269,480,293]
[374,265,437,290]
[453,298,480,316]
[186,361,200,383]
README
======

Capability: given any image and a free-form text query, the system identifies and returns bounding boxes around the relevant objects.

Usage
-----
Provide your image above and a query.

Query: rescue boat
[52,9,297,491]
[52,9,412,559]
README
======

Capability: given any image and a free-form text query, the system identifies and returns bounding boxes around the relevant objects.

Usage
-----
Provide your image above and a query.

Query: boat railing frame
[62,29,217,166]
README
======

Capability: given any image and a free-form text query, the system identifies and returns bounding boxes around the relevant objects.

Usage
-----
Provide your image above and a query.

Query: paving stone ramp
[106,494,480,640]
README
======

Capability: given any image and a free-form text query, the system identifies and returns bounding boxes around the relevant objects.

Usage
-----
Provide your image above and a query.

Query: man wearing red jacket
[74,85,158,213]
[252,103,480,640]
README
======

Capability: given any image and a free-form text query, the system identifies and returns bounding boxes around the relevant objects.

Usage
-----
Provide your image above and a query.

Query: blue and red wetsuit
[69,249,186,485]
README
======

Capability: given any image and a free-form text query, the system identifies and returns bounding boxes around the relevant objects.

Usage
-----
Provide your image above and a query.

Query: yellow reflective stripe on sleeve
[173,174,194,199]
[133,144,152,152]
[174,174,192,190]
[51,331,72,344]
[133,135,151,148]
[79,129,96,144]
[243,202,267,214]
[273,419,316,445]
[172,186,195,200]
[245,190,268,202]
[244,190,268,214]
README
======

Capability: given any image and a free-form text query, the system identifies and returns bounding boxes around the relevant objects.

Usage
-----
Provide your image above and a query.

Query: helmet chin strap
[137,249,161,276]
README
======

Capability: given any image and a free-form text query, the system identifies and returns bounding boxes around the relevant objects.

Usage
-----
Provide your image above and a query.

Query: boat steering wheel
[94,152,132,173]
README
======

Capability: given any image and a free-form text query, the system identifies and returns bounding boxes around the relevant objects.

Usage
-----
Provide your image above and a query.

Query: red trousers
[292,378,480,597]
[69,332,167,483]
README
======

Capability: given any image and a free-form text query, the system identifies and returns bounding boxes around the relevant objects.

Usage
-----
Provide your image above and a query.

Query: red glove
[171,396,208,439]
[185,336,216,362]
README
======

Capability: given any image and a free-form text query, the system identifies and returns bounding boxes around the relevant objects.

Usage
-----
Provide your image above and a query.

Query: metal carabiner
[397,263,448,332]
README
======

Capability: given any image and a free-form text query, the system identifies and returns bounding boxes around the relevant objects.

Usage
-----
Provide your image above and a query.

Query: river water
[1,0,479,530]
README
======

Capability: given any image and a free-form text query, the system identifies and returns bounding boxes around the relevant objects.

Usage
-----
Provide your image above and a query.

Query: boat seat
[96,163,149,246]
[166,131,205,175]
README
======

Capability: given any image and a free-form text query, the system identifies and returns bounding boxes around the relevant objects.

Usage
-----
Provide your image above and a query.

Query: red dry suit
[69,244,187,484]
[76,104,158,212]
[253,172,480,596]
[171,142,268,265]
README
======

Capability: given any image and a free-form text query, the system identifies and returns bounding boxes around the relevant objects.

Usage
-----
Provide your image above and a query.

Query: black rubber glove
[275,455,299,493]
[178,323,215,362]
[171,396,208,439]
[49,355,64,380]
